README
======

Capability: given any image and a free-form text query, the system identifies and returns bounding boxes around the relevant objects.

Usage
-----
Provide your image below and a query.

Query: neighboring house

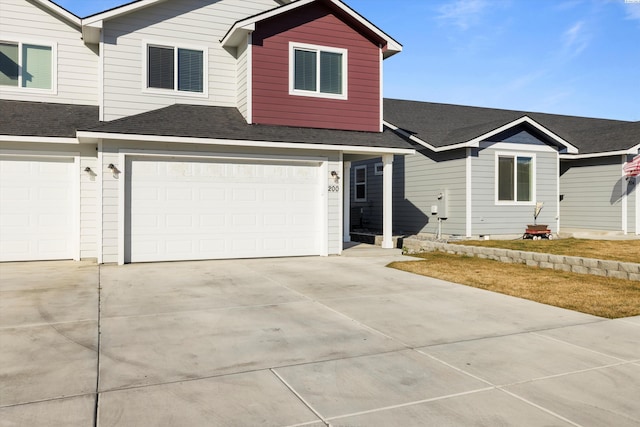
[0,0,413,264]
[353,99,639,239]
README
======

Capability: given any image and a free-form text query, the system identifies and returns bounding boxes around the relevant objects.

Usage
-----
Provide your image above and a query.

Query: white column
[382,154,394,249]
[343,161,351,242]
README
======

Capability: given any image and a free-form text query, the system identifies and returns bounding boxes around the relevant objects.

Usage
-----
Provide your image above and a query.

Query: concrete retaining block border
[402,238,640,282]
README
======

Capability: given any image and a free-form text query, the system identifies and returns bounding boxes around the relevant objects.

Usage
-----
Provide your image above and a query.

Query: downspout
[466,147,472,237]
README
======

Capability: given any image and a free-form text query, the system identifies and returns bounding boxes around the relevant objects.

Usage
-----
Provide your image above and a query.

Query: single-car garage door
[125,156,323,263]
[0,156,75,262]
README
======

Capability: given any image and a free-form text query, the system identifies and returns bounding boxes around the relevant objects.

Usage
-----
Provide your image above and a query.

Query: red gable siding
[251,2,381,132]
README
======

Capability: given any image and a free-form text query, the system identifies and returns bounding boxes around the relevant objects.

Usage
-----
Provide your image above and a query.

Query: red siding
[251,2,381,132]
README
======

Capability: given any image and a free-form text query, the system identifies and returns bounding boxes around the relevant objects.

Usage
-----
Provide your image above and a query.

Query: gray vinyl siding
[400,150,467,235]
[472,146,558,236]
[101,0,276,121]
[352,150,467,236]
[0,0,98,105]
[560,157,625,231]
[100,141,342,263]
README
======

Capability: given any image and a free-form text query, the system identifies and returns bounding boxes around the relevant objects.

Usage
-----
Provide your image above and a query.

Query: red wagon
[524,224,552,240]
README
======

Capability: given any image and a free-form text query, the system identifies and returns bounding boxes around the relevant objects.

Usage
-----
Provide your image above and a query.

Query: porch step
[350,232,404,248]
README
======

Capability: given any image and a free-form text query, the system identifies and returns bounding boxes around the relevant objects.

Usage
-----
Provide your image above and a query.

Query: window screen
[177,48,203,92]
[0,42,19,86]
[22,44,52,89]
[320,51,342,94]
[498,156,514,201]
[294,49,316,92]
[148,45,174,90]
[516,157,532,202]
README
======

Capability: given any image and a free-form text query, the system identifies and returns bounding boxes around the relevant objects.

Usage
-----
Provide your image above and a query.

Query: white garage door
[126,157,323,263]
[0,156,74,262]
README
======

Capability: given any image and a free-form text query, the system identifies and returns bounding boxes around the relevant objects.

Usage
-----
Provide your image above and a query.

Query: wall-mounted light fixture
[331,170,340,180]
[107,163,121,177]
[84,167,92,173]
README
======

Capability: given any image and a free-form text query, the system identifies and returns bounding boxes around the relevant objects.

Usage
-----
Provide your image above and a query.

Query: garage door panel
[126,157,322,263]
[0,157,74,261]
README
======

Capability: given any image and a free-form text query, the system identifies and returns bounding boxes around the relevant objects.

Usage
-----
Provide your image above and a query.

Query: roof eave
[462,116,580,154]
[33,0,81,28]
[221,0,402,56]
[82,0,170,24]
[386,116,582,154]
[560,144,640,160]
[76,131,415,155]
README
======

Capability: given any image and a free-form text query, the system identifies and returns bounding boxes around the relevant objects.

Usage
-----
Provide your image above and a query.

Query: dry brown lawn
[451,238,640,263]
[389,252,640,319]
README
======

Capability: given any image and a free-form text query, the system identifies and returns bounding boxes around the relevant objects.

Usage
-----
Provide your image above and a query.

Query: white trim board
[77,132,415,155]
[221,0,402,57]
[385,116,580,154]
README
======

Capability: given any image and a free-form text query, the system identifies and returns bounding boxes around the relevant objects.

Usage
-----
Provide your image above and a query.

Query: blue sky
[56,0,640,121]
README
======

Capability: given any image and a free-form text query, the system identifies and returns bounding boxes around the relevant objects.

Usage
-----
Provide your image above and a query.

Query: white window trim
[374,162,384,175]
[354,165,367,202]
[142,40,208,98]
[494,151,536,206]
[289,41,348,100]
[0,36,57,94]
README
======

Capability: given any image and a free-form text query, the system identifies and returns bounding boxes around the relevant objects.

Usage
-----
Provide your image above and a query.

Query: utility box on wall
[437,190,448,219]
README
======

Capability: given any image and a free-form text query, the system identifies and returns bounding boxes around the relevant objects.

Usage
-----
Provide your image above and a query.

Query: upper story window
[496,153,535,204]
[354,165,367,201]
[0,41,54,91]
[289,42,347,100]
[146,43,206,95]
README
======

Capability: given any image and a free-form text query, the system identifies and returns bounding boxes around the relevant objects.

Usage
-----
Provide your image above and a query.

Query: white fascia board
[221,0,402,57]
[222,0,315,46]
[463,116,579,154]
[0,135,80,144]
[221,23,255,47]
[82,0,169,25]
[560,145,640,160]
[388,116,580,154]
[383,121,467,152]
[33,0,81,27]
[329,0,402,57]
[76,131,415,155]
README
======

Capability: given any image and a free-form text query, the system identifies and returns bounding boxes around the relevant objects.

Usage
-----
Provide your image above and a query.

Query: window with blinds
[0,41,53,90]
[147,44,204,93]
[290,43,347,99]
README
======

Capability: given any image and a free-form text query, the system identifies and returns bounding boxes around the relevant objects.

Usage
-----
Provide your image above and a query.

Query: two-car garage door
[125,156,323,263]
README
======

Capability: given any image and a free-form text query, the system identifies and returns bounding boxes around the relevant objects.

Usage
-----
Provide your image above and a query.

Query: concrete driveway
[1,245,639,426]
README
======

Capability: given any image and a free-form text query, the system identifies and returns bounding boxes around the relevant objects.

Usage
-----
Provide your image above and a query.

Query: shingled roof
[383,99,639,155]
[81,104,414,150]
[0,100,99,138]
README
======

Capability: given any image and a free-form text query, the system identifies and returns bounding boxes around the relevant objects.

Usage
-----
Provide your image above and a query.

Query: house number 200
[328,185,340,192]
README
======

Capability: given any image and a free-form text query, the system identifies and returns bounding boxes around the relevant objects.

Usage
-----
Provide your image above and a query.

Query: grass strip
[389,252,640,319]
